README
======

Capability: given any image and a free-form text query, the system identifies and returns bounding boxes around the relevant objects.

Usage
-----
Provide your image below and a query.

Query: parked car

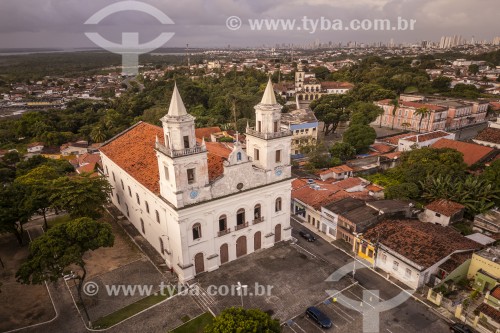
[299,230,316,242]
[306,306,332,328]
[450,323,473,333]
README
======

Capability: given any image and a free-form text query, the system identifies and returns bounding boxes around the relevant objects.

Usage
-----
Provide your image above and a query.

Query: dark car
[306,306,332,328]
[450,323,473,333]
[299,230,316,242]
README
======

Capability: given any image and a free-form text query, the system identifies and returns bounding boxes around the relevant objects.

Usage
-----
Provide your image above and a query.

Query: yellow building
[354,235,376,265]
[467,247,500,293]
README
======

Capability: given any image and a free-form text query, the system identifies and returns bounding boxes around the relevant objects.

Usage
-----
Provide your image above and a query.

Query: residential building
[319,165,354,181]
[280,106,318,156]
[420,199,465,226]
[468,247,500,293]
[473,209,500,236]
[473,122,500,149]
[320,198,365,240]
[431,138,496,166]
[476,286,500,331]
[99,79,292,282]
[27,142,44,154]
[60,140,89,156]
[337,205,380,246]
[358,220,480,289]
[397,131,455,152]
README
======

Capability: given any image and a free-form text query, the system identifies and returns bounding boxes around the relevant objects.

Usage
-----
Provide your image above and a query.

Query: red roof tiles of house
[363,219,481,269]
[403,130,451,143]
[370,143,395,154]
[292,178,349,210]
[431,138,495,166]
[475,127,500,145]
[379,133,418,146]
[195,127,222,142]
[425,199,465,217]
[320,81,354,89]
[377,99,446,111]
[333,177,364,189]
[491,285,500,300]
[319,165,353,176]
[477,303,500,323]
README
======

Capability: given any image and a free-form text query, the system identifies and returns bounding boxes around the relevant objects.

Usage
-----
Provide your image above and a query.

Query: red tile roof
[205,142,232,181]
[403,131,451,143]
[364,219,481,269]
[381,151,402,159]
[333,177,364,189]
[321,81,354,89]
[319,165,353,176]
[195,127,222,142]
[431,138,495,166]
[475,127,500,145]
[477,303,500,323]
[292,178,349,210]
[491,285,500,300]
[379,133,418,145]
[370,143,395,154]
[100,122,163,194]
[425,199,465,217]
[376,100,446,111]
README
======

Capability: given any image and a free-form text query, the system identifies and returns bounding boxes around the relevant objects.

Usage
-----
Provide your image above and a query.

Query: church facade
[100,79,293,282]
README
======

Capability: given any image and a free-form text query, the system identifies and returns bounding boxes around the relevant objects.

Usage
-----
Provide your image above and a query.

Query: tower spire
[261,77,277,105]
[167,82,187,117]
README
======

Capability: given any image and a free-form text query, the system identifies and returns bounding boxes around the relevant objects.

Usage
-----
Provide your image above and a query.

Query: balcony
[156,141,206,158]
[217,228,231,237]
[253,216,265,225]
[235,222,249,231]
[246,127,292,140]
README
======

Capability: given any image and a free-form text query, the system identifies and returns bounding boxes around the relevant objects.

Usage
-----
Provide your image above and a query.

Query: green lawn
[92,287,176,329]
[169,312,214,333]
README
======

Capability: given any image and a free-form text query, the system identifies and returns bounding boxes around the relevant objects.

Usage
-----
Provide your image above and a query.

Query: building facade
[100,80,293,282]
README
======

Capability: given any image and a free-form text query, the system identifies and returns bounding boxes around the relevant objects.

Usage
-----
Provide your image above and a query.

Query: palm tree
[414,107,430,133]
[389,98,399,130]
[90,125,107,143]
[401,122,411,132]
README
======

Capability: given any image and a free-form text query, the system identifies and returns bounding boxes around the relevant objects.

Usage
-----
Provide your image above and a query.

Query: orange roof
[377,99,446,112]
[204,142,232,181]
[76,162,97,174]
[475,127,500,145]
[381,151,402,159]
[425,199,465,217]
[292,178,348,210]
[366,184,384,192]
[431,138,494,166]
[380,133,418,145]
[100,122,163,194]
[333,177,363,189]
[195,127,222,142]
[370,143,395,154]
[491,286,500,300]
[403,131,451,143]
[319,165,353,176]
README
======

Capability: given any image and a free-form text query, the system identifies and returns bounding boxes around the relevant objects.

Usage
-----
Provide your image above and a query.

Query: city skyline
[0,0,498,49]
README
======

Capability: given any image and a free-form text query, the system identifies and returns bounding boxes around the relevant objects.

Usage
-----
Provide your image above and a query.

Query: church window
[192,223,202,240]
[159,237,165,254]
[116,194,121,204]
[236,209,245,226]
[254,149,260,161]
[275,197,282,212]
[254,204,261,220]
[112,171,115,181]
[219,215,227,231]
[274,121,278,132]
[145,201,150,213]
[136,193,140,205]
[125,204,129,217]
[105,166,109,175]
[128,186,132,197]
[121,179,124,190]
[183,136,190,149]
[187,168,196,184]
[275,150,281,163]
[164,166,169,180]
[257,121,262,132]
[140,218,145,234]
[155,210,160,223]
[237,152,242,161]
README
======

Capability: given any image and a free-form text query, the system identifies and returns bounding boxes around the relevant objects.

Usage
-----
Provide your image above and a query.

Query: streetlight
[236,281,247,308]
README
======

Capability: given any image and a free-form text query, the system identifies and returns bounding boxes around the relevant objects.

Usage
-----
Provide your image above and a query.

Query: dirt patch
[83,214,143,279]
[0,233,56,332]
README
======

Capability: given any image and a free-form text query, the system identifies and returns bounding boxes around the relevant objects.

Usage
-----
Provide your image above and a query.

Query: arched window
[125,203,129,217]
[121,179,124,190]
[105,166,109,175]
[116,194,121,204]
[219,215,227,232]
[145,201,150,213]
[155,210,160,223]
[140,218,145,234]
[275,197,282,212]
[236,208,245,226]
[237,152,242,161]
[128,186,132,197]
[254,204,261,220]
[112,172,116,181]
[136,193,140,205]
[193,223,202,240]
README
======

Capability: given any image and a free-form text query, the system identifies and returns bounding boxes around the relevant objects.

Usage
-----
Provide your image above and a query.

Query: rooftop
[366,199,413,213]
[477,303,500,323]
[363,219,481,269]
[319,165,353,176]
[475,127,500,145]
[402,130,453,143]
[280,108,318,125]
[379,133,418,146]
[431,138,495,166]
[195,127,222,142]
[475,246,500,263]
[438,251,474,273]
[425,199,465,217]
[322,197,365,214]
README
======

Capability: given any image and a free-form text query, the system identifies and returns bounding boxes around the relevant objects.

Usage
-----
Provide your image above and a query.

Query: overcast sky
[0,0,498,49]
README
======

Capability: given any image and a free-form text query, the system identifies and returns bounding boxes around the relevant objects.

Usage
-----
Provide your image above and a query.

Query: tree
[311,66,330,80]
[342,125,376,153]
[0,183,31,245]
[431,76,452,93]
[414,107,431,133]
[385,182,419,200]
[468,64,479,75]
[389,98,399,130]
[305,144,341,171]
[16,217,114,321]
[348,102,384,126]
[205,307,280,333]
[51,174,112,219]
[329,142,356,162]
[15,165,59,230]
[311,94,353,135]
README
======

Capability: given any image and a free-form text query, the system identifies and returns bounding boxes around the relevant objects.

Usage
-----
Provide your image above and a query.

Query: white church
[100,79,293,282]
